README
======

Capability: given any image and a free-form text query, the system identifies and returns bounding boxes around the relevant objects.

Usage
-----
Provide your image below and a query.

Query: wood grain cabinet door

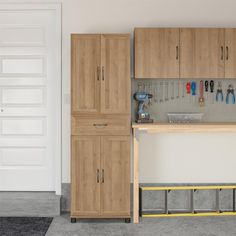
[100,35,131,114]
[71,35,101,114]
[71,136,101,216]
[134,28,180,79]
[180,28,225,78]
[225,29,236,78]
[100,136,130,216]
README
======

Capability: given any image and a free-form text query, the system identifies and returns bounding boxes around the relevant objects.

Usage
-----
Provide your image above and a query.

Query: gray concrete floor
[46,214,236,236]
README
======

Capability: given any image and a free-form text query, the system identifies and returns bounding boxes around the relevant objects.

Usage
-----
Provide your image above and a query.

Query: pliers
[226,84,235,104]
[216,82,223,102]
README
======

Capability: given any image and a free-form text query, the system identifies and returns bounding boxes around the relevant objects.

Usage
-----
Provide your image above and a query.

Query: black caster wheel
[125,218,131,223]
[71,218,77,223]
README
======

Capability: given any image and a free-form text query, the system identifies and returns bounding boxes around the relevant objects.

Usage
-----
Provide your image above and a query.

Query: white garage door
[0,4,61,192]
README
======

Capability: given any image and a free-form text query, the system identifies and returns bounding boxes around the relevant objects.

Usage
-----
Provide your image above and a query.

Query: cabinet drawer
[72,116,130,135]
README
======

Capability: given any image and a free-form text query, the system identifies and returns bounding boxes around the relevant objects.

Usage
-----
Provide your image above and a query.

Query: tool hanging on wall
[165,82,169,102]
[205,80,209,101]
[216,81,224,102]
[191,81,196,103]
[148,82,152,105]
[226,84,235,105]
[160,82,164,103]
[176,81,180,99]
[182,81,185,98]
[191,82,196,95]
[210,80,214,104]
[153,82,158,103]
[186,82,191,103]
[198,80,205,107]
[171,81,175,100]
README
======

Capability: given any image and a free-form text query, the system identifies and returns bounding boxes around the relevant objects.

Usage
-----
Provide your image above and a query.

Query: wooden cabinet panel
[72,115,130,136]
[134,28,180,79]
[71,35,101,114]
[101,136,130,216]
[101,35,130,114]
[180,28,225,78]
[71,136,101,216]
[225,29,236,78]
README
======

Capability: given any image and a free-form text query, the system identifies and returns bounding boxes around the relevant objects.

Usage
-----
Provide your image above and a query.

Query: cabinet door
[134,28,180,79]
[180,28,225,78]
[71,35,101,114]
[225,29,236,78]
[101,35,130,114]
[101,136,130,216]
[71,136,101,216]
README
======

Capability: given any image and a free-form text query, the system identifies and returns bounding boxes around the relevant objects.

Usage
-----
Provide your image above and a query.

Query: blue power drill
[134,91,153,123]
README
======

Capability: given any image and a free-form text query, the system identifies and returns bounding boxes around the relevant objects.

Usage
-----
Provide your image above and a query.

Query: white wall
[60,0,236,183]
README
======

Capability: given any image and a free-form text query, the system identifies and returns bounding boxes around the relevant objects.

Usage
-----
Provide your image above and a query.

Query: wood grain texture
[132,122,236,133]
[71,136,101,216]
[101,34,131,114]
[100,136,130,216]
[133,129,139,223]
[72,115,130,136]
[71,34,101,114]
[134,28,180,79]
[225,28,236,78]
[180,28,225,78]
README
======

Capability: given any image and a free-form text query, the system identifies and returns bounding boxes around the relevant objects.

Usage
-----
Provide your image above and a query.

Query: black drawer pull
[93,124,108,127]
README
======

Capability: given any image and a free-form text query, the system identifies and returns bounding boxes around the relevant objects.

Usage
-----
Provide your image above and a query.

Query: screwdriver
[210,80,214,104]
[205,81,209,101]
[186,82,191,103]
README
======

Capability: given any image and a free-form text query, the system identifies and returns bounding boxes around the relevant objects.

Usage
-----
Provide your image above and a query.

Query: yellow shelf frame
[141,185,236,191]
[139,185,236,218]
[142,212,236,218]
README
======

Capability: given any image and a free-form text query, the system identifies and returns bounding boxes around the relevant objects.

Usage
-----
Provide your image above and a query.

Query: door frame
[0,2,62,195]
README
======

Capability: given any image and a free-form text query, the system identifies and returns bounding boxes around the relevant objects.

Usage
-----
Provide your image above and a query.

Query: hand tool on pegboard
[186,82,191,103]
[159,82,164,103]
[165,81,169,102]
[176,81,180,99]
[205,80,209,101]
[153,82,158,103]
[226,84,235,104]
[171,81,175,100]
[216,81,223,102]
[182,81,185,98]
[191,81,196,103]
[210,80,214,104]
[198,80,205,106]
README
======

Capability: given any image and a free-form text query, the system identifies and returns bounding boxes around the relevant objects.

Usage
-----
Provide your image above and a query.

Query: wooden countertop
[132,122,236,133]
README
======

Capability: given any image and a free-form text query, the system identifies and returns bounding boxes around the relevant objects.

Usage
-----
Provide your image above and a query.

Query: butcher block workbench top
[132,122,236,133]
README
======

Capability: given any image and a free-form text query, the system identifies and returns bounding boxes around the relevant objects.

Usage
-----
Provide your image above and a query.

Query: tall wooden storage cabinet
[71,34,131,222]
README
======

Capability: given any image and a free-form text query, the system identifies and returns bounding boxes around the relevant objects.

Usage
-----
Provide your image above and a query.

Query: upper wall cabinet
[134,28,180,79]
[225,29,236,78]
[134,28,236,79]
[180,28,225,79]
[71,35,101,114]
[71,34,130,115]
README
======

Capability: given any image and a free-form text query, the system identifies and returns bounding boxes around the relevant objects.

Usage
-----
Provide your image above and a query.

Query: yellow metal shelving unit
[139,185,236,218]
